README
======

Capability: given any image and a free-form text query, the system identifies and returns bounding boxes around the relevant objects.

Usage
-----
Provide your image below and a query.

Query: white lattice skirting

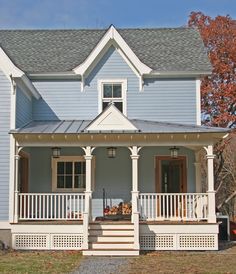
[12,234,83,250]
[140,234,218,250]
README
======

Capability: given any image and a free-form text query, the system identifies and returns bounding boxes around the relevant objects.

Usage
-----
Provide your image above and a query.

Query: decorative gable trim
[73,25,152,90]
[0,47,41,99]
[85,103,138,132]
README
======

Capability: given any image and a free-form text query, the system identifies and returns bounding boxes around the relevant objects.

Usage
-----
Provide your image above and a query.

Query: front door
[156,156,187,193]
[19,152,29,193]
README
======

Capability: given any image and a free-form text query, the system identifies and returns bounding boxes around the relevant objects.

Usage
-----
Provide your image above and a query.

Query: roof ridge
[0,27,195,32]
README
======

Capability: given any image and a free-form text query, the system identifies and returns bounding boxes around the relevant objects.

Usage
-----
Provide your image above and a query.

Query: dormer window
[98,79,127,115]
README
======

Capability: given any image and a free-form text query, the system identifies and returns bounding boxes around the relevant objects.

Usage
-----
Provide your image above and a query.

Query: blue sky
[0,0,235,29]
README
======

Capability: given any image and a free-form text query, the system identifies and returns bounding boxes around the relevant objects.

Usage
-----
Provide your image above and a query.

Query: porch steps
[83,222,139,256]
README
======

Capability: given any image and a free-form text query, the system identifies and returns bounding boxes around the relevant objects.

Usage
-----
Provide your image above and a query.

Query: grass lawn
[0,250,82,274]
[127,243,236,274]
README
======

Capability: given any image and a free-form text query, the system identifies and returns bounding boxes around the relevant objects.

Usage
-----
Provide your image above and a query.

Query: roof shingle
[0,28,211,74]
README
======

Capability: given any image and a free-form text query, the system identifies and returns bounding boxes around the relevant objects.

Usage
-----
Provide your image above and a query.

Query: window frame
[98,79,127,115]
[52,156,86,192]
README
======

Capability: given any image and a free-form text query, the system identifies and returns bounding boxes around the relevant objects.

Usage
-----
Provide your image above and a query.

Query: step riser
[83,250,139,256]
[90,243,134,249]
[89,236,134,242]
[89,230,134,236]
[89,225,133,230]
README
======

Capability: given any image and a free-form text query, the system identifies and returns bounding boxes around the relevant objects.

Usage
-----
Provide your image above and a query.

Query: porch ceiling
[10,120,229,147]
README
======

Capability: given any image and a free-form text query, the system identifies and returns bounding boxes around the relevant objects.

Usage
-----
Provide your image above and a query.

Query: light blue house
[0,26,228,255]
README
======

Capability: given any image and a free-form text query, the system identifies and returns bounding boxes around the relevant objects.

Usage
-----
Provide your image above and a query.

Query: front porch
[11,143,218,253]
[10,117,227,253]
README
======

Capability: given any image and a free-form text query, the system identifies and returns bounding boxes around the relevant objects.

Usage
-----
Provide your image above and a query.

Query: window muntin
[52,157,86,191]
[103,84,122,98]
[99,79,127,115]
[102,83,123,112]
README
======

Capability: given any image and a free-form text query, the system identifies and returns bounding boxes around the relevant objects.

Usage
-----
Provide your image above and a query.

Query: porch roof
[10,119,229,135]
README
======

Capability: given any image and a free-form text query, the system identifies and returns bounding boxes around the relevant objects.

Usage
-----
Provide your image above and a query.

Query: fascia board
[0,47,41,99]
[73,25,152,76]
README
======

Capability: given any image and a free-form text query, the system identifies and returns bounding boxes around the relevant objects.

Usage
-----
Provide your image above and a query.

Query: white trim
[73,25,152,78]
[86,103,138,132]
[0,47,40,99]
[51,156,86,192]
[0,48,24,79]
[116,48,143,91]
[144,71,212,77]
[0,221,11,229]
[9,78,17,223]
[196,79,201,125]
[98,78,127,115]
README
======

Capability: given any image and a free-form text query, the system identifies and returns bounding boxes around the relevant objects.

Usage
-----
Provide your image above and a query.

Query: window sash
[103,83,122,99]
[55,160,86,190]
[102,83,123,112]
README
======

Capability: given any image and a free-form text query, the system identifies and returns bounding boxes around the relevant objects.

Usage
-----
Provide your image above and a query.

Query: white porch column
[129,146,141,250]
[83,146,94,217]
[84,154,93,214]
[13,154,20,223]
[205,145,216,223]
[194,151,202,193]
[129,146,141,214]
[82,146,94,250]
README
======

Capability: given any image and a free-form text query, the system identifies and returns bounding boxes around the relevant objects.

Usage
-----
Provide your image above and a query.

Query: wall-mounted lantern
[107,147,116,158]
[170,146,179,159]
[52,147,61,158]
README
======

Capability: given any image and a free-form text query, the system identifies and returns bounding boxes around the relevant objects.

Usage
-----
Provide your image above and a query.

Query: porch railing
[18,193,85,220]
[138,193,208,221]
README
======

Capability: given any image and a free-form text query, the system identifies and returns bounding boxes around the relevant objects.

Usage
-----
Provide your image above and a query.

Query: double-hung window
[99,79,127,115]
[52,156,86,192]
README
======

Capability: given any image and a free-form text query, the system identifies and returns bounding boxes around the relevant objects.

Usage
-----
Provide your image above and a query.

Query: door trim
[19,151,29,193]
[155,156,187,193]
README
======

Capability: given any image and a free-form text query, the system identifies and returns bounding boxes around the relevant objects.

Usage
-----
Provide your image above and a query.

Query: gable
[82,44,143,91]
[86,45,138,83]
[73,25,152,78]
[85,104,138,132]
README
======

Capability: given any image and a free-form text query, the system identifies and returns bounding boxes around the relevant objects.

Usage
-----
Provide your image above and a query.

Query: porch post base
[13,190,19,223]
[131,191,139,223]
[207,190,216,223]
[83,212,89,250]
[84,191,92,221]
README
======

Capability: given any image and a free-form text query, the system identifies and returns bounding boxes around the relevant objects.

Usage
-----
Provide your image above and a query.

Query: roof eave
[27,71,80,80]
[0,47,41,99]
[145,70,212,78]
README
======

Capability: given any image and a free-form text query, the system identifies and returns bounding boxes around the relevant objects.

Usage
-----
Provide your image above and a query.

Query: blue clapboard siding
[32,80,86,120]
[128,79,196,124]
[32,46,197,124]
[32,46,137,121]
[16,87,32,128]
[28,146,195,218]
[0,70,11,221]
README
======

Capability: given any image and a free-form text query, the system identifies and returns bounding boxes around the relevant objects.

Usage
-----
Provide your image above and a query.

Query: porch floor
[14,220,212,225]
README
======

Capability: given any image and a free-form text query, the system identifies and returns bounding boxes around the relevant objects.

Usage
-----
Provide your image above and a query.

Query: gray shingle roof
[10,120,228,134]
[0,28,211,74]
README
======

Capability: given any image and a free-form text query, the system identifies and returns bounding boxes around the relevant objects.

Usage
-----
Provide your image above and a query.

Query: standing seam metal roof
[10,120,228,134]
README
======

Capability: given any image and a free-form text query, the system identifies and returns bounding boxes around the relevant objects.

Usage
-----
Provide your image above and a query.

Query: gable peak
[85,104,138,132]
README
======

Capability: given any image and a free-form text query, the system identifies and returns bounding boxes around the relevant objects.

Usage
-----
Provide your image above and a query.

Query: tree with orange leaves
[189,12,236,219]
[189,12,236,128]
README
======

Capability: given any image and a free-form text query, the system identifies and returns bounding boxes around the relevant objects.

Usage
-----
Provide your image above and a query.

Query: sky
[0,0,235,29]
